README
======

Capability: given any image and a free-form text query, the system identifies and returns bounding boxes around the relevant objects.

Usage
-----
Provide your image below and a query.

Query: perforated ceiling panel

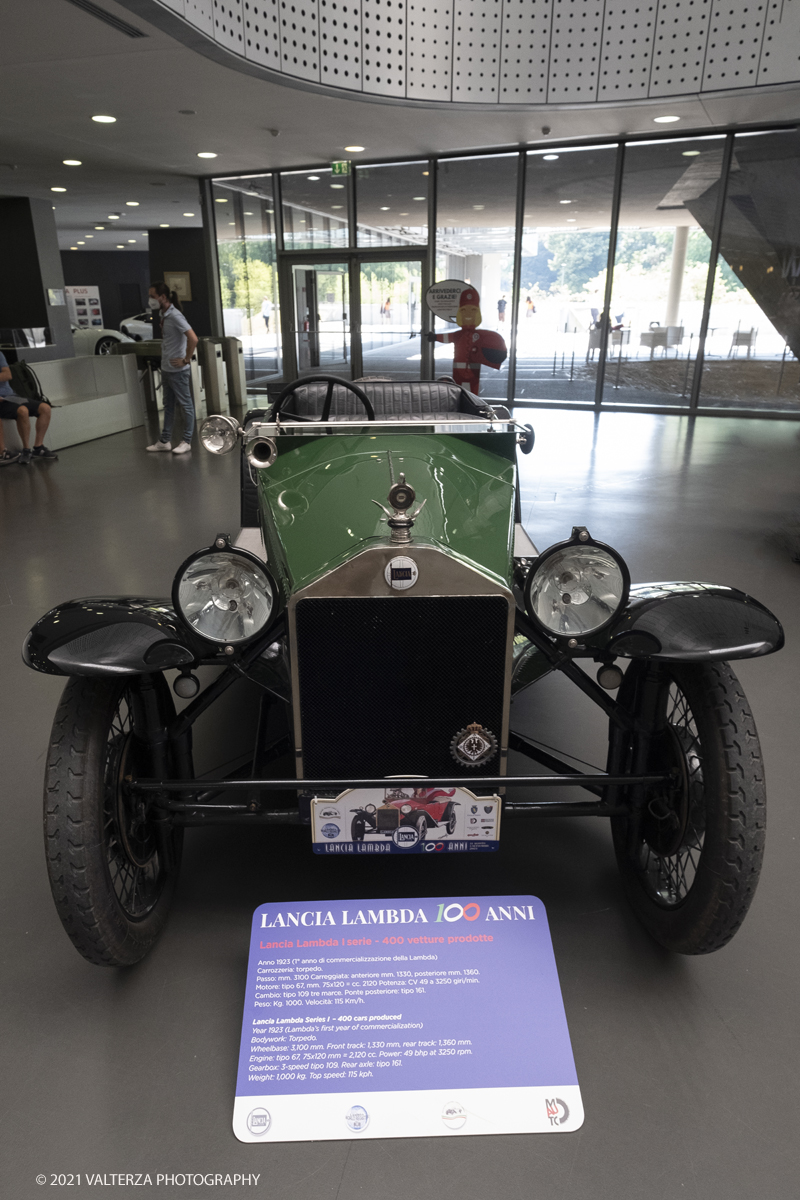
[152,0,800,102]
[759,0,800,84]
[281,0,321,81]
[598,0,656,97]
[320,0,362,88]
[185,0,214,34]
[214,0,245,50]
[649,0,711,95]
[547,0,606,101]
[243,0,282,68]
[704,0,768,89]
[362,0,407,96]
[452,0,503,100]
[407,0,454,100]
[499,0,551,100]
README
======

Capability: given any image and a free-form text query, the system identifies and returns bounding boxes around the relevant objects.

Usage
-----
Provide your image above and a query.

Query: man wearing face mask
[145,282,199,455]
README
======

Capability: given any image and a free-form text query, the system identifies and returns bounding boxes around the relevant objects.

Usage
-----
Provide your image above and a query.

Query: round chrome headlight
[199,414,241,455]
[400,803,413,814]
[524,528,629,639]
[172,542,279,645]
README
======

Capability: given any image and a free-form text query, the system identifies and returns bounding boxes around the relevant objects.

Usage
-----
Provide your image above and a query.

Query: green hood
[257,431,517,595]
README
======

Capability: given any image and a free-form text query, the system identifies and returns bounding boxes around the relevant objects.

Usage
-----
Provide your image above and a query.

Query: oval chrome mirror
[246,435,278,470]
[199,414,241,455]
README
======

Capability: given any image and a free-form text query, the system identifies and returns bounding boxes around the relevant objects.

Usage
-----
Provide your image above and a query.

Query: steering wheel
[273,375,375,422]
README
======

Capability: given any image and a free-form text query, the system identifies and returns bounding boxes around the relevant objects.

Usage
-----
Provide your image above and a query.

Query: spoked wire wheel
[611,660,766,954]
[103,692,170,921]
[44,675,183,966]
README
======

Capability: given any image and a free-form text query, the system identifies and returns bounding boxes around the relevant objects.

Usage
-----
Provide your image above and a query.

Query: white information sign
[65,285,103,330]
[233,894,583,1142]
[425,279,469,324]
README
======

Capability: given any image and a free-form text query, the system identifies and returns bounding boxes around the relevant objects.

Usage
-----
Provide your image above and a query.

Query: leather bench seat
[284,380,493,419]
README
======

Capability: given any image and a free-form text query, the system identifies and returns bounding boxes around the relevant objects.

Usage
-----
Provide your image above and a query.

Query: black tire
[610,660,765,954]
[94,336,118,355]
[351,817,366,842]
[446,805,457,834]
[44,676,183,967]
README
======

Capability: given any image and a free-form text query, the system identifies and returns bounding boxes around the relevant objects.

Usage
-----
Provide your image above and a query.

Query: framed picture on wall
[164,271,192,303]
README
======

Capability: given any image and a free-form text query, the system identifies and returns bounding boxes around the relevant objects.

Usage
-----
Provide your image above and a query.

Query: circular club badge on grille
[450,723,498,768]
[385,556,418,591]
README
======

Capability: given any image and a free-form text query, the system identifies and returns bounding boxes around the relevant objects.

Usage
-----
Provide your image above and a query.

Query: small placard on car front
[311,788,500,854]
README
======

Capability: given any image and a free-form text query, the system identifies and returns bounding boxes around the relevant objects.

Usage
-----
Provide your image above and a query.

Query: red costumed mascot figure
[427,287,507,394]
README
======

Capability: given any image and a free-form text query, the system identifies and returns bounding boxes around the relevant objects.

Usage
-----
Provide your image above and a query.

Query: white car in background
[71,325,133,356]
[120,312,155,341]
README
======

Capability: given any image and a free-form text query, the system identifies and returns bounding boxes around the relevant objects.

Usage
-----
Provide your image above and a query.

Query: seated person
[0,352,57,465]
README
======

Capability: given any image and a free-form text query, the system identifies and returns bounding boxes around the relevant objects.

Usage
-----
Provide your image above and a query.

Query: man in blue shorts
[0,351,57,465]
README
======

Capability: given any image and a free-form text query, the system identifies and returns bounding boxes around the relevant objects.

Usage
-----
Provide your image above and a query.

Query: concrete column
[665,226,689,328]
[0,197,74,361]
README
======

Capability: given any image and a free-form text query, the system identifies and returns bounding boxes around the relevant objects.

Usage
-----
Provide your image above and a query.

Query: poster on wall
[64,285,103,329]
[233,894,582,1142]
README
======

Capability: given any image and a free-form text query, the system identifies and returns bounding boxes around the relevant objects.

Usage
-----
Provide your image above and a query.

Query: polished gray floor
[2,413,799,1200]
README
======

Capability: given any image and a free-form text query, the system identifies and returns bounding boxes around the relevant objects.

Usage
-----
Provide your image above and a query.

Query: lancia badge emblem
[450,722,498,768]
[385,555,419,591]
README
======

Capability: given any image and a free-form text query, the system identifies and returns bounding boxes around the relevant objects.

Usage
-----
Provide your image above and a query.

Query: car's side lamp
[199,414,241,455]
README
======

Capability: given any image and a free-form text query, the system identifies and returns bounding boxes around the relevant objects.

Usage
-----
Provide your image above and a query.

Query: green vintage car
[24,376,784,966]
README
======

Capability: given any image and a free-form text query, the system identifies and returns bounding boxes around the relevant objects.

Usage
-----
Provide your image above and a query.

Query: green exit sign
[331,160,351,176]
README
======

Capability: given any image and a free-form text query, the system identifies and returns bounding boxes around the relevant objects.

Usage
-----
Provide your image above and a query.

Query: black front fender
[23,597,197,677]
[592,582,784,661]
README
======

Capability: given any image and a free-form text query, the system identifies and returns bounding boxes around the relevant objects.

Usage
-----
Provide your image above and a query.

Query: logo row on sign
[246,1097,570,1135]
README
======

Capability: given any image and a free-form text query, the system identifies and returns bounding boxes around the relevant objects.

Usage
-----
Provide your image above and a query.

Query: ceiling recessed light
[116,244,125,248]
[654,115,680,123]
[127,239,136,243]
[70,246,78,250]
[472,204,485,210]
[307,175,320,181]
[125,201,139,207]
[91,115,116,123]
[215,197,228,202]
[95,226,105,230]
[51,186,66,192]
[108,214,120,219]
[399,212,409,216]
[413,196,425,201]
[331,204,343,209]
[243,211,253,215]
[197,151,218,159]
[543,154,559,161]
[63,159,82,166]
[380,206,390,211]
[682,149,701,156]
[228,222,235,226]
[159,223,170,227]
[422,171,429,176]
[77,241,85,245]
[85,234,93,238]
[330,183,345,189]
[566,218,576,223]
[560,199,572,204]
[344,145,364,152]
[183,212,195,217]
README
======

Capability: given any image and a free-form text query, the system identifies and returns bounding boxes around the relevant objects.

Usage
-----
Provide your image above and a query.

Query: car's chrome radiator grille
[294,595,510,780]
